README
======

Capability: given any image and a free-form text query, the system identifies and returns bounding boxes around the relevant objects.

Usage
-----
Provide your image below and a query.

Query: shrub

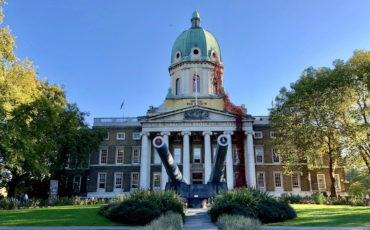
[281,193,302,204]
[98,203,117,216]
[256,199,296,224]
[104,199,161,225]
[144,211,183,230]
[217,214,261,230]
[0,198,19,210]
[209,202,256,223]
[127,190,185,219]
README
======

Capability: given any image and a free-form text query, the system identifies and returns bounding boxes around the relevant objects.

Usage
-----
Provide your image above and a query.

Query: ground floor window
[114,172,123,189]
[153,172,161,191]
[192,172,203,184]
[73,175,81,192]
[256,172,265,190]
[274,172,282,188]
[317,174,326,191]
[292,172,300,188]
[98,173,106,189]
[131,172,139,190]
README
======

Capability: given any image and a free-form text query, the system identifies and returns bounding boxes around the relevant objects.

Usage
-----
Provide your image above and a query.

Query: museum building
[79,11,346,198]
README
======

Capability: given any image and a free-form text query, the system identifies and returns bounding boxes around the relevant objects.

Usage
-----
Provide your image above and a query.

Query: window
[100,149,108,164]
[270,131,275,138]
[317,174,326,191]
[255,146,264,163]
[174,148,181,164]
[272,149,280,163]
[116,132,125,140]
[154,149,161,164]
[114,172,123,189]
[192,172,203,184]
[98,173,106,189]
[257,172,265,190]
[232,145,240,164]
[274,172,282,188]
[193,75,200,93]
[254,131,263,139]
[132,147,140,164]
[153,173,161,191]
[132,132,141,140]
[292,172,300,188]
[176,78,180,96]
[193,147,201,163]
[73,176,81,192]
[131,172,139,190]
[116,148,124,164]
[334,174,341,192]
[104,132,109,140]
[212,146,217,163]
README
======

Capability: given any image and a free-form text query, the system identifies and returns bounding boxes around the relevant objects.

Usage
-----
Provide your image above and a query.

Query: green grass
[0,205,122,226]
[267,204,370,227]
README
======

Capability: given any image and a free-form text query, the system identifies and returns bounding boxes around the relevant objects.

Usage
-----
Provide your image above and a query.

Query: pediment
[140,106,253,123]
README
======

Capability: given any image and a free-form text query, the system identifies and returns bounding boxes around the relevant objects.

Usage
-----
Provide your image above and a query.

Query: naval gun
[152,134,230,208]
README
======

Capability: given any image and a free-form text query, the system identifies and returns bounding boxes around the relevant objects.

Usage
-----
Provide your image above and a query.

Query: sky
[3,0,370,126]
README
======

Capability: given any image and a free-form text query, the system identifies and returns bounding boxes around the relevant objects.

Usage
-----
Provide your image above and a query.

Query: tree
[269,59,359,197]
[0,1,106,197]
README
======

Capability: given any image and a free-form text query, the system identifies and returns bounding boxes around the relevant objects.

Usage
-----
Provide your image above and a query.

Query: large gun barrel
[208,134,230,184]
[153,136,183,184]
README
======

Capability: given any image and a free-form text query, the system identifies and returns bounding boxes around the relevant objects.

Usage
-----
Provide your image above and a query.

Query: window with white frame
[174,148,181,164]
[270,131,275,138]
[98,173,106,189]
[272,149,280,163]
[232,145,240,164]
[116,148,124,164]
[254,131,263,139]
[116,132,125,140]
[256,172,265,189]
[317,174,326,191]
[114,172,123,189]
[153,172,161,190]
[100,149,108,164]
[132,132,141,140]
[154,149,161,164]
[255,146,264,163]
[131,172,139,190]
[73,175,81,192]
[292,172,300,188]
[334,174,341,192]
[132,147,140,164]
[274,172,283,188]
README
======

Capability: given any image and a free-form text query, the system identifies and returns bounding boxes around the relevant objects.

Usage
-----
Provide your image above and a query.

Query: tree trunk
[7,172,26,198]
[328,152,337,198]
[358,147,370,173]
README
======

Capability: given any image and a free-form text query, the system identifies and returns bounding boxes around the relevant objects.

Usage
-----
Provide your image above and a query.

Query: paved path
[183,208,216,230]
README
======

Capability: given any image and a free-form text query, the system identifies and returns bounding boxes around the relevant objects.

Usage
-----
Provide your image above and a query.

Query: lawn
[0,205,121,226]
[268,204,370,227]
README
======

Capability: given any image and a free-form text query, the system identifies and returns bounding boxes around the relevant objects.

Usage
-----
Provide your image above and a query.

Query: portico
[138,106,255,190]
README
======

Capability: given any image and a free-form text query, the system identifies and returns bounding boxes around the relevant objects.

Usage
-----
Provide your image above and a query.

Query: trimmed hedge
[217,214,261,230]
[209,188,296,224]
[144,211,183,230]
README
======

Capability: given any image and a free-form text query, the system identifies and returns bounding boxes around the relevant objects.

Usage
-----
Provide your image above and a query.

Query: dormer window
[174,51,181,63]
[191,47,201,59]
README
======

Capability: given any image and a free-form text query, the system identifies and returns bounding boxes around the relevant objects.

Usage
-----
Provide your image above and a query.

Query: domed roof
[170,10,222,66]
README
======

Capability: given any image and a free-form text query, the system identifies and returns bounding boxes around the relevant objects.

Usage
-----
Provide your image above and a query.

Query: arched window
[193,74,200,93]
[175,78,180,96]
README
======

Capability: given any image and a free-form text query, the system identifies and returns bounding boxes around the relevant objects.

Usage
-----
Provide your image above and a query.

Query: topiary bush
[104,199,161,225]
[209,188,296,224]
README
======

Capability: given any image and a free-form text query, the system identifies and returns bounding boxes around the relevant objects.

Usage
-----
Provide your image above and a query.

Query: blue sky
[3,0,370,126]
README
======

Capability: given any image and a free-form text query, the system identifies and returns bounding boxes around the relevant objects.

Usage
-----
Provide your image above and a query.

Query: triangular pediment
[139,106,254,123]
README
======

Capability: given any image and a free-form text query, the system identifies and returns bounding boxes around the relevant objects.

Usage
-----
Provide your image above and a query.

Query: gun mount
[152,134,230,208]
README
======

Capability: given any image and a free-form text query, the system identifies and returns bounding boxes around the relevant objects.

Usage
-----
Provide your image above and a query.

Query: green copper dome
[170,10,222,66]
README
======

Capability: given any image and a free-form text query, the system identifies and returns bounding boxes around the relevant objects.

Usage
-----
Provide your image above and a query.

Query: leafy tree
[0,1,106,197]
[269,52,368,197]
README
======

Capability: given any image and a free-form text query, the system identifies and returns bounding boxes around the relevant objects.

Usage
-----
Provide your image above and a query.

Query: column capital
[245,131,254,136]
[202,131,212,136]
[140,131,150,137]
[181,131,191,136]
[160,131,171,136]
[223,131,234,136]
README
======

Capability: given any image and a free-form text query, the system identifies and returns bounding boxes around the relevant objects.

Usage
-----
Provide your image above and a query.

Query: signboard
[49,180,58,200]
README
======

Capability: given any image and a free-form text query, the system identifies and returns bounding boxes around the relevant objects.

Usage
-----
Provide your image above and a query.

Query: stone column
[160,131,170,190]
[139,132,150,189]
[147,136,152,187]
[246,131,256,187]
[224,131,234,190]
[203,131,212,183]
[181,131,191,183]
